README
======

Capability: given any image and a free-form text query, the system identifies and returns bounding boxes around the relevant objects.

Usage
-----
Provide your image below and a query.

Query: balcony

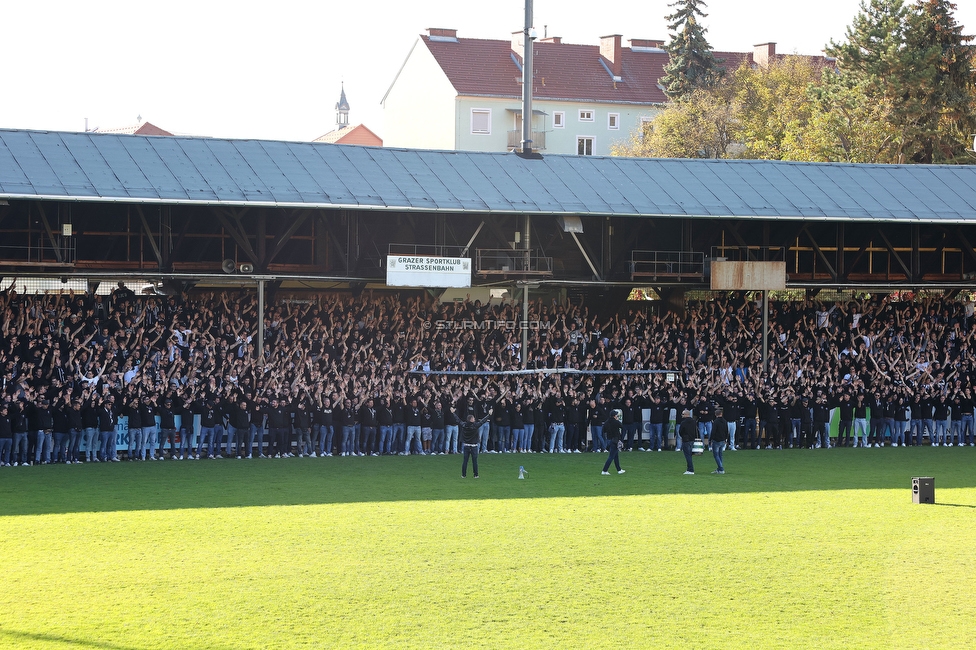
[0,236,77,267]
[506,130,546,151]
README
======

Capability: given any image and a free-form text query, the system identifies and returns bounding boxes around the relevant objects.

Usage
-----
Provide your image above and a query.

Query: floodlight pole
[762,289,769,374]
[257,279,265,363]
[522,279,529,370]
[521,0,534,154]
[522,214,531,369]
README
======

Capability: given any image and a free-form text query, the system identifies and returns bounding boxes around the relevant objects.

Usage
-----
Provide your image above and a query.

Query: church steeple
[336,84,350,128]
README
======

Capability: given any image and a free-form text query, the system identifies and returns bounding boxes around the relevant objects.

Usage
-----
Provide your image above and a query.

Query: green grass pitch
[1,448,975,649]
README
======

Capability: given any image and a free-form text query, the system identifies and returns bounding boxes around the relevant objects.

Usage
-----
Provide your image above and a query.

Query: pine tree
[661,0,725,100]
[826,0,976,163]
[904,0,976,162]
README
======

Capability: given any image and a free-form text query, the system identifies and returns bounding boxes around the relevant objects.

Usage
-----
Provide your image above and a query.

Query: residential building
[383,29,817,155]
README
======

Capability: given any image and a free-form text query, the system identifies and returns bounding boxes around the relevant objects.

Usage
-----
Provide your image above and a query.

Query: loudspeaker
[912,476,935,504]
[221,259,236,274]
[239,263,254,274]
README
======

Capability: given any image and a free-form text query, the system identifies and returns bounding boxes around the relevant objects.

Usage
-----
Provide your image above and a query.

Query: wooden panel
[711,261,786,290]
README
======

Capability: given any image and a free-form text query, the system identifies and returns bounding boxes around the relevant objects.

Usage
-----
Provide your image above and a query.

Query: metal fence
[0,237,77,266]
[506,130,547,151]
[475,249,553,275]
[709,246,788,262]
[630,251,705,281]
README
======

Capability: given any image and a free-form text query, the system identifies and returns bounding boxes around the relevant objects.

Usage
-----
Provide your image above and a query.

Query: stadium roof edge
[2,128,975,223]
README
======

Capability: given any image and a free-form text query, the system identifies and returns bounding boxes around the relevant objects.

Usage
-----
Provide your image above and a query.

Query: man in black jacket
[267,397,291,458]
[29,397,55,464]
[460,409,493,479]
[0,403,12,466]
[158,398,179,459]
[678,409,698,475]
[139,396,159,460]
[600,409,625,475]
[710,408,729,474]
[97,397,119,462]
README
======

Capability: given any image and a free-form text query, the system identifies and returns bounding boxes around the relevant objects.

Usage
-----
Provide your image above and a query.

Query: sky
[2,0,974,143]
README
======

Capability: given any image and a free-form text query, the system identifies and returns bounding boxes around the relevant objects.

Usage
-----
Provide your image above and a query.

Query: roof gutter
[0,195,964,223]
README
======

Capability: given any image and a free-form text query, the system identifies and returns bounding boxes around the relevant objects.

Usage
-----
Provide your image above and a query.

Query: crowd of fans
[1,281,975,467]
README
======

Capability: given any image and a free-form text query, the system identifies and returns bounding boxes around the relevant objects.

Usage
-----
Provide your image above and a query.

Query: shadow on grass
[933,502,976,509]
[0,627,140,650]
[0,448,974,517]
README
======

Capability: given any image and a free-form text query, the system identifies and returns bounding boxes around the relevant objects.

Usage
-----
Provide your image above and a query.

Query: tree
[731,56,826,160]
[903,0,976,162]
[660,0,725,100]
[826,0,976,163]
[825,0,919,161]
[611,88,735,159]
[614,0,976,164]
[794,70,904,163]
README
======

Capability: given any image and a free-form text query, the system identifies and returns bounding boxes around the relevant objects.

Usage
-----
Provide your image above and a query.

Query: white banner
[387,255,471,288]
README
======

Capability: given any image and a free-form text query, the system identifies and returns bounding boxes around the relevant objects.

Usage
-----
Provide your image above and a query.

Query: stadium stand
[1,282,974,468]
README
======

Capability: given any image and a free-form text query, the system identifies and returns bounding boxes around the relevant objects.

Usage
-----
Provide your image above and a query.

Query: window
[553,111,565,128]
[608,113,620,130]
[577,136,594,156]
[578,109,594,122]
[471,109,491,135]
[639,116,654,141]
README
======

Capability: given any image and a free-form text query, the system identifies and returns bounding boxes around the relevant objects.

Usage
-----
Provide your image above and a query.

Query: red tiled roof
[421,35,821,105]
[97,121,174,136]
[313,124,383,147]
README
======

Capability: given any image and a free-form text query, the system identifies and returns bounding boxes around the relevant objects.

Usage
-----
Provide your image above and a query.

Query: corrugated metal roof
[2,128,976,222]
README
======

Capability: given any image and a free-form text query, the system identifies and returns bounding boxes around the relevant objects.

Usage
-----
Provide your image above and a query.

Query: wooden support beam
[35,203,64,264]
[802,224,837,280]
[877,230,913,280]
[256,211,267,266]
[844,237,873,280]
[836,224,845,278]
[482,216,516,250]
[569,232,603,282]
[267,210,311,264]
[213,209,260,265]
[609,221,646,271]
[170,215,193,261]
[954,227,976,269]
[135,206,163,267]
[320,213,348,271]
[722,221,755,260]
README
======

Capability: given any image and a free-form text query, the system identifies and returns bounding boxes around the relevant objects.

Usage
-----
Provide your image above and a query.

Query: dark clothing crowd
[1,283,975,467]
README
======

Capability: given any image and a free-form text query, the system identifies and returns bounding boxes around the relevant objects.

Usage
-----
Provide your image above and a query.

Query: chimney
[753,42,776,68]
[629,38,665,51]
[427,28,458,42]
[600,34,623,77]
[538,36,561,44]
[511,30,524,59]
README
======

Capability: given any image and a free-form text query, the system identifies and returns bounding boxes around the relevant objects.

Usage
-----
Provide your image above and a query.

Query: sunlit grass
[1,449,974,649]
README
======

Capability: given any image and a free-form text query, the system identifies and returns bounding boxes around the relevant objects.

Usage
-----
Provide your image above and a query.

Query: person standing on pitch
[678,409,698,475]
[710,408,729,475]
[601,409,625,475]
[460,407,493,478]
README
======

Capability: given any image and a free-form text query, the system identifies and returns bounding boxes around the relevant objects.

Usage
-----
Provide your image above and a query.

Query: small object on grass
[518,466,528,480]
